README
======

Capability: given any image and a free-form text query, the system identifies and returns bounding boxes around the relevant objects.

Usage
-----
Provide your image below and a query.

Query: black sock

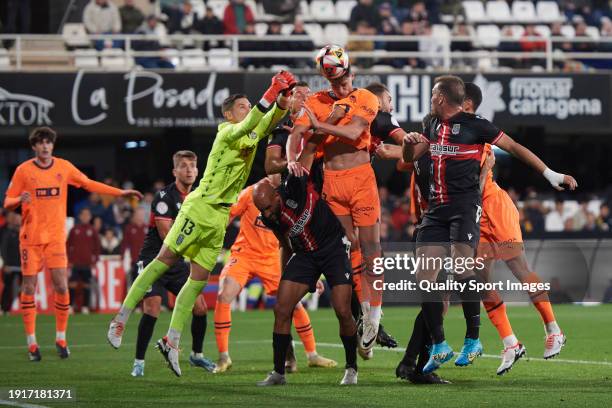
[457,276,481,339]
[402,311,427,366]
[83,286,91,309]
[272,332,292,375]
[69,287,76,307]
[340,334,358,370]
[416,338,432,374]
[135,313,157,360]
[421,299,445,344]
[191,313,207,354]
[350,290,361,322]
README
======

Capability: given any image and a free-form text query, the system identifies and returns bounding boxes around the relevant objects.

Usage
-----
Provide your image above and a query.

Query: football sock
[340,334,358,370]
[484,300,514,340]
[191,313,207,354]
[456,276,481,340]
[21,293,37,346]
[121,259,170,316]
[293,306,316,354]
[169,278,206,335]
[273,332,292,375]
[54,291,70,343]
[135,313,157,360]
[214,301,232,354]
[351,249,365,303]
[402,311,427,366]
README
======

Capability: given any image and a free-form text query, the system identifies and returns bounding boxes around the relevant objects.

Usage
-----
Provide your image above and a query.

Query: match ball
[315,45,350,80]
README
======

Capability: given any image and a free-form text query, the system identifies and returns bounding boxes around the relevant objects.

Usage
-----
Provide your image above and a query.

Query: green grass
[1,305,611,407]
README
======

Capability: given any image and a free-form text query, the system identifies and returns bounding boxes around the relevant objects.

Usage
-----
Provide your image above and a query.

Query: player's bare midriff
[323,142,370,171]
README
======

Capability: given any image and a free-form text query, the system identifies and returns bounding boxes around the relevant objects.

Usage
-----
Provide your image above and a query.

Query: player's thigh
[50,267,69,292]
[488,193,524,261]
[219,257,249,294]
[282,252,320,294]
[45,241,68,271]
[322,175,351,219]
[449,201,482,248]
[415,244,448,282]
[142,295,162,317]
[163,209,202,260]
[321,247,353,291]
[20,245,43,279]
[337,215,358,249]
[275,279,310,321]
[256,260,282,297]
[190,206,231,273]
[349,166,381,228]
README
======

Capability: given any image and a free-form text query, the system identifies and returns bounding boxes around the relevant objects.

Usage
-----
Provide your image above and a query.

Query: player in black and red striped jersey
[402,75,577,374]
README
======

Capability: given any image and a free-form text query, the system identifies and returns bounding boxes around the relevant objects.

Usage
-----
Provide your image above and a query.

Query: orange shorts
[20,241,68,276]
[322,162,380,227]
[220,254,281,296]
[478,189,524,261]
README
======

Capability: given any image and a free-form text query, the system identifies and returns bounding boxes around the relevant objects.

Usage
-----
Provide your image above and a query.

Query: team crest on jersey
[177,203,181,209]
[452,124,460,135]
[176,234,185,245]
[249,131,257,140]
[286,199,298,209]
[156,201,169,215]
[56,173,63,182]
[349,95,357,103]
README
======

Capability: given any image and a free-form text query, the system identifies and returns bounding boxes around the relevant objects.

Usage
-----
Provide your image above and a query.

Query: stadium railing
[1,33,612,71]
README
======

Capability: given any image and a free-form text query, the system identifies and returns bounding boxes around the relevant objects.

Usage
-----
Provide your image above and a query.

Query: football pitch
[1,305,611,408]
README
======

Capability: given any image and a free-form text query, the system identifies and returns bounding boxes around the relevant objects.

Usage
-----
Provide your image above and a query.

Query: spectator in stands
[165,0,199,34]
[349,0,380,32]
[67,208,100,314]
[3,0,31,45]
[391,199,412,231]
[596,203,611,231]
[573,21,597,59]
[418,22,443,68]
[386,20,421,68]
[583,212,598,231]
[290,17,314,68]
[0,211,21,315]
[223,0,255,35]
[346,20,375,68]
[548,277,573,304]
[111,196,133,227]
[602,279,612,303]
[499,25,522,69]
[92,216,104,235]
[599,18,612,52]
[120,0,144,34]
[378,2,400,32]
[75,193,108,223]
[265,21,291,67]
[262,0,300,21]
[407,1,429,24]
[238,22,262,67]
[545,199,570,232]
[83,0,122,50]
[100,228,121,255]
[571,199,590,230]
[133,15,175,69]
[451,21,474,68]
[198,6,224,35]
[121,207,147,286]
[137,191,154,224]
[524,196,546,233]
[520,24,546,53]
[551,22,572,52]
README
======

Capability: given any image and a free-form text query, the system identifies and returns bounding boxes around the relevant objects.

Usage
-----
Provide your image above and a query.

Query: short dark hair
[434,75,465,106]
[173,150,197,168]
[464,82,482,111]
[29,127,57,147]
[294,80,309,88]
[365,82,389,97]
[222,93,248,113]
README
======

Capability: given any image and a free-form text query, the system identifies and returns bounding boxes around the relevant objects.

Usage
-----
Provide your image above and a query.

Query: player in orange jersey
[213,177,337,373]
[3,127,142,361]
[463,83,566,375]
[289,60,384,355]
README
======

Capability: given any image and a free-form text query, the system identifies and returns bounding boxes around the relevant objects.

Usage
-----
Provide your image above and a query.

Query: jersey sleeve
[235,104,288,150]
[5,166,25,198]
[221,105,267,144]
[151,190,175,221]
[421,113,433,138]
[474,116,504,145]
[283,174,308,209]
[372,112,402,140]
[267,127,288,150]
[229,187,251,219]
[66,161,124,195]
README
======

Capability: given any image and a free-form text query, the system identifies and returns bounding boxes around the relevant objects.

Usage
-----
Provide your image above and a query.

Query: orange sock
[351,249,365,303]
[534,301,556,324]
[484,300,514,339]
[20,293,37,344]
[54,291,70,343]
[214,302,231,354]
[293,306,316,354]
[523,272,556,324]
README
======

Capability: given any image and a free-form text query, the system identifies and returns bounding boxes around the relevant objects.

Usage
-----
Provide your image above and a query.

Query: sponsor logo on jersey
[288,209,312,237]
[430,144,460,156]
[35,187,60,198]
[176,234,184,245]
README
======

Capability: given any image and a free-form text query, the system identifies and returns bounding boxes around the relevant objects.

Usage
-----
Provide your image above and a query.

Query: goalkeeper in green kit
[107,71,296,376]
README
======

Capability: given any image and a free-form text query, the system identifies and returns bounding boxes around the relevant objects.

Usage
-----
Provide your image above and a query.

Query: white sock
[306,351,317,359]
[369,306,382,328]
[360,302,370,317]
[116,306,133,325]
[545,321,561,335]
[191,352,203,359]
[219,351,229,359]
[167,328,181,347]
[26,334,37,347]
[134,359,145,365]
[502,334,519,349]
[56,331,66,342]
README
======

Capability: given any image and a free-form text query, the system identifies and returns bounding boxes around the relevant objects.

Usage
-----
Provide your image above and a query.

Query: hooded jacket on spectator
[83,0,122,33]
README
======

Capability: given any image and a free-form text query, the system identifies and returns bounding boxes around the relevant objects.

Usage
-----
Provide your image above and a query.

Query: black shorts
[138,259,190,299]
[70,266,92,282]
[417,199,482,248]
[282,244,352,292]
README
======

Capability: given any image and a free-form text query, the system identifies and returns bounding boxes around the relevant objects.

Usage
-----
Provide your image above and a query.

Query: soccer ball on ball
[315,45,350,80]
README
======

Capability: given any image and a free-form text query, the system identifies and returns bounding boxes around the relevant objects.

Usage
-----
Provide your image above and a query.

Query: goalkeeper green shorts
[164,199,231,271]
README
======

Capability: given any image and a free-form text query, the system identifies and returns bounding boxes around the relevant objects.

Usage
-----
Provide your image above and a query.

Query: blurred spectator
[451,21,474,68]
[120,208,147,268]
[583,212,597,231]
[499,25,522,69]
[407,1,429,24]
[378,186,393,210]
[266,21,291,66]
[349,0,380,32]
[165,0,199,34]
[391,199,412,231]
[545,199,570,232]
[387,20,420,69]
[551,22,572,52]
[92,216,104,235]
[602,279,612,303]
[120,0,144,34]
[0,211,21,314]
[596,203,611,231]
[133,15,175,69]
[197,6,224,35]
[378,2,400,32]
[83,0,122,50]
[548,277,573,304]
[290,17,314,68]
[520,24,546,52]
[152,179,165,191]
[67,208,100,314]
[138,192,154,224]
[239,22,262,67]
[75,193,108,223]
[571,200,590,231]
[418,22,443,68]
[262,0,300,20]
[111,196,133,227]
[100,228,121,255]
[524,197,546,233]
[573,21,597,67]
[346,20,376,68]
[3,0,31,40]
[223,0,255,34]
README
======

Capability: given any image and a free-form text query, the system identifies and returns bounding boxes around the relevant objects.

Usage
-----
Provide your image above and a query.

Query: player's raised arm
[402,132,429,162]
[66,162,143,199]
[265,125,291,175]
[302,106,368,142]
[494,134,578,191]
[286,124,310,176]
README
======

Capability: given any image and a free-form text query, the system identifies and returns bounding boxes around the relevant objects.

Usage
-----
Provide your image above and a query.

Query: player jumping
[4,127,142,361]
[130,151,215,377]
[107,71,295,377]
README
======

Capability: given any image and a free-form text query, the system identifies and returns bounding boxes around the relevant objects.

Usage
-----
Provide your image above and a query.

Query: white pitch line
[0,399,51,408]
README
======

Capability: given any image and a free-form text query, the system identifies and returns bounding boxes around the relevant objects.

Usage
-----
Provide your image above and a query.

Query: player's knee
[143,297,161,317]
[273,302,293,324]
[53,282,68,294]
[333,303,352,323]
[22,282,36,295]
[193,296,207,316]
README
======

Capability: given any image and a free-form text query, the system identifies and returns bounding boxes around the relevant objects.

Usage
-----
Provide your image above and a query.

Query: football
[315,45,350,80]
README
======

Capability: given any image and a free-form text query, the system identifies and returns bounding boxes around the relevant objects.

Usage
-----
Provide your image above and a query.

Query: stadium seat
[462,1,487,23]
[310,0,336,22]
[208,48,235,69]
[324,23,349,47]
[74,48,99,68]
[534,24,552,38]
[299,1,313,21]
[207,0,228,20]
[585,26,600,40]
[476,24,501,47]
[304,23,326,46]
[191,0,206,18]
[432,24,451,40]
[281,24,295,36]
[181,48,207,69]
[561,25,575,38]
[0,48,10,69]
[510,24,525,38]
[162,48,180,67]
[536,1,562,22]
[370,65,395,72]
[100,48,133,70]
[336,0,357,22]
[486,1,512,22]
[62,23,90,49]
[512,1,537,22]
[255,22,268,36]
